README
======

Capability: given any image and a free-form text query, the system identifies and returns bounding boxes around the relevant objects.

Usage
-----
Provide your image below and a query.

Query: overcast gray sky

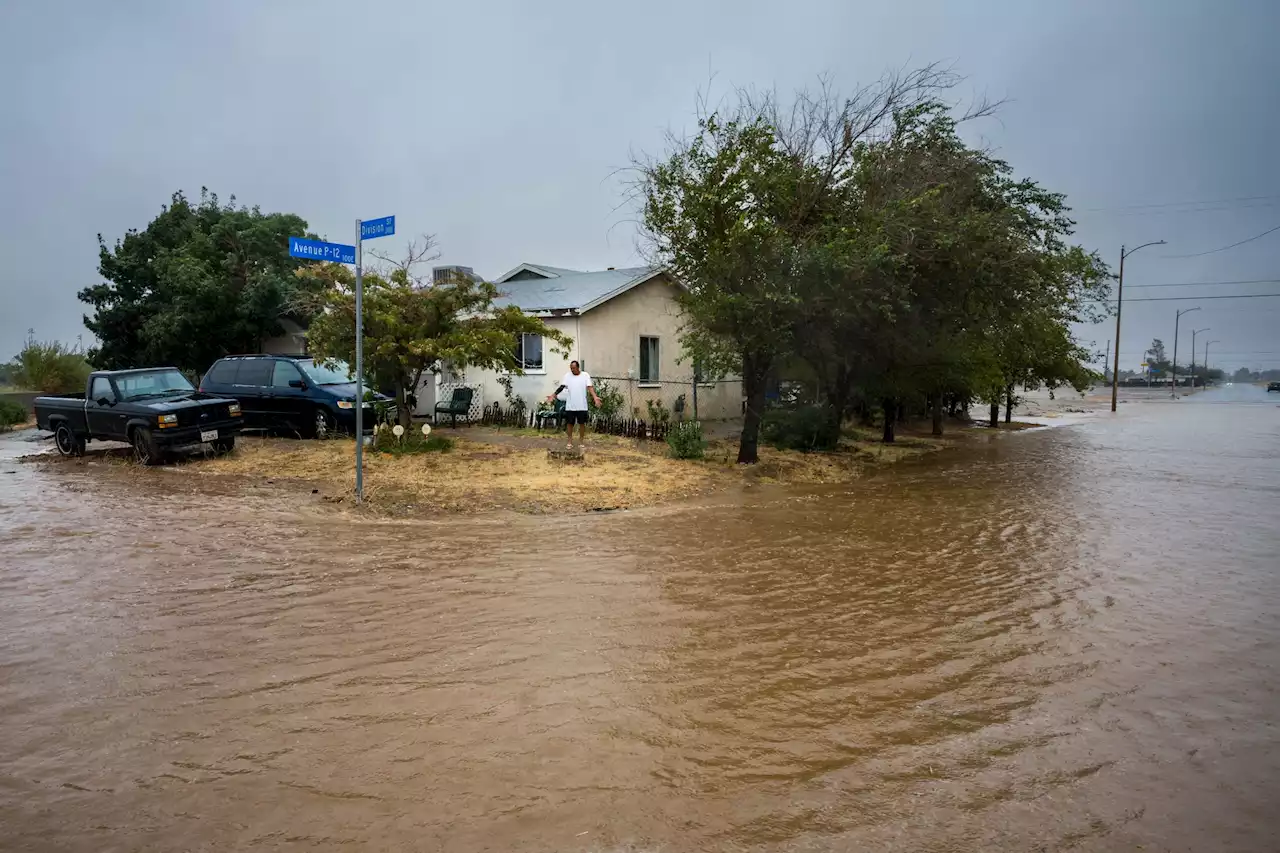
[2,0,1278,373]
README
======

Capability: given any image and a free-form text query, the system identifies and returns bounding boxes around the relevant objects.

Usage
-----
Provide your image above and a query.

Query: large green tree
[80,189,319,372]
[300,242,572,428]
[800,102,1109,439]
[638,67,963,462]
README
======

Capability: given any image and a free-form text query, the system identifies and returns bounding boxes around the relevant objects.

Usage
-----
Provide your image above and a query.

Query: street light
[1111,240,1167,412]
[1205,340,1220,383]
[1190,327,1210,391]
[1171,307,1201,397]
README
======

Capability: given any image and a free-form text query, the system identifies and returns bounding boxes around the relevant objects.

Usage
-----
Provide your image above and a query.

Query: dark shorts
[563,409,588,425]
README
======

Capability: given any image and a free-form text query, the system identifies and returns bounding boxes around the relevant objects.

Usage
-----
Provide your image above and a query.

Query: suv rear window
[234,359,273,387]
[204,360,237,385]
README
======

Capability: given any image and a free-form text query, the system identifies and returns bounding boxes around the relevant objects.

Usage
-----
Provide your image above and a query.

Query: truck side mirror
[289,379,307,390]
[96,397,111,407]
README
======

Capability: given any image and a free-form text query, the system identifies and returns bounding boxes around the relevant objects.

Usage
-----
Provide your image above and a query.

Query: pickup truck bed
[36,367,243,464]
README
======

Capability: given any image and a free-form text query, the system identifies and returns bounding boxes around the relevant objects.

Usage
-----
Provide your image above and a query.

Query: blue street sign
[361,216,395,240]
[289,236,356,265]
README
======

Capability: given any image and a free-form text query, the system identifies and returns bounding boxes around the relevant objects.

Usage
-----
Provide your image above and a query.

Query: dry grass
[199,435,734,514]
[30,420,968,515]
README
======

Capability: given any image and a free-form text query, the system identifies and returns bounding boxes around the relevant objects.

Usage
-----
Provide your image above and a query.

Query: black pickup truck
[34,367,244,464]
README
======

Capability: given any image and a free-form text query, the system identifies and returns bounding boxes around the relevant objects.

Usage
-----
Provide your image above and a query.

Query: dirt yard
[26,421,1031,515]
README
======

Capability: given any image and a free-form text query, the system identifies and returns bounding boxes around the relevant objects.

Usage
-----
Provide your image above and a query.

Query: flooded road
[2,385,1278,851]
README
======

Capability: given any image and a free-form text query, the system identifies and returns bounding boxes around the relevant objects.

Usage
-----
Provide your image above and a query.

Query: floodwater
[1,386,1278,852]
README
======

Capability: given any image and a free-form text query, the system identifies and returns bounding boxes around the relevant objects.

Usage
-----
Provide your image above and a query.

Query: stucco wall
[454,315,581,414]
[579,276,741,420]
[455,276,742,421]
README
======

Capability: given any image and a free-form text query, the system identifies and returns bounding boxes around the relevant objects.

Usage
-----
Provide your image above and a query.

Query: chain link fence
[590,375,742,422]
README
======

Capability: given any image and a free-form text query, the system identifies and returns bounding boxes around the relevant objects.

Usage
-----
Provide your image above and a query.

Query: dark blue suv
[199,355,393,438]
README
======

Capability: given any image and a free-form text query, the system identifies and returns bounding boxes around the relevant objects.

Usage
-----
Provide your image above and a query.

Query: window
[639,336,660,383]
[272,360,302,388]
[114,369,194,400]
[299,359,355,385]
[514,333,544,370]
[234,359,273,387]
[90,376,114,404]
[204,360,237,385]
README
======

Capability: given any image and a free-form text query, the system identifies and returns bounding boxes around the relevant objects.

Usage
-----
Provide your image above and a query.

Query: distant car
[34,367,242,464]
[1268,381,1280,393]
[198,355,393,438]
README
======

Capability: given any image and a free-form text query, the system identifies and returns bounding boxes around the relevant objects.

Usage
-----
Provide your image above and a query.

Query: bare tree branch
[367,234,442,287]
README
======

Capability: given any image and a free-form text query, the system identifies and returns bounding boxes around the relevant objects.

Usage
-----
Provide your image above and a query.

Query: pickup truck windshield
[299,359,354,386]
[114,369,195,401]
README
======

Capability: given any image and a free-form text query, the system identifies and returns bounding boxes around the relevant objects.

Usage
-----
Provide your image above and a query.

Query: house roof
[491,264,664,314]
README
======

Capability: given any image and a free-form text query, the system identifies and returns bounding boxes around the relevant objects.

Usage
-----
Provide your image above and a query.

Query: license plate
[200,429,218,442]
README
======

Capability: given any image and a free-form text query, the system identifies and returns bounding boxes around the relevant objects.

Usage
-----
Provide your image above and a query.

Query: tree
[1233,367,1255,382]
[80,189,320,373]
[1144,339,1170,377]
[638,66,970,462]
[830,102,1108,438]
[10,331,93,393]
[300,238,572,428]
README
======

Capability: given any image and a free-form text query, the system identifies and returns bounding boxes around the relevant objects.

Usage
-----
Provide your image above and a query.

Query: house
[260,317,308,356]
[416,263,742,422]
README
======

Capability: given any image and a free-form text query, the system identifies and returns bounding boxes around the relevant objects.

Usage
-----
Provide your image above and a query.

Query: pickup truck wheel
[54,423,85,457]
[212,436,236,455]
[313,408,335,440]
[130,427,162,466]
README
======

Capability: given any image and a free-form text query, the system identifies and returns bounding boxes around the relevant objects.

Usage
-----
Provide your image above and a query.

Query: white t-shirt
[558,371,593,411]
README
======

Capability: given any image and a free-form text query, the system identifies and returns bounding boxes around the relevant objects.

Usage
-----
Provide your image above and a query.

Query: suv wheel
[313,408,335,440]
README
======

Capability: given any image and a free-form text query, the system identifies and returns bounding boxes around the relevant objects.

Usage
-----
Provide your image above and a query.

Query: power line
[1125,278,1280,289]
[1091,292,1280,303]
[1085,201,1280,218]
[1162,223,1280,258]
[1081,194,1280,212]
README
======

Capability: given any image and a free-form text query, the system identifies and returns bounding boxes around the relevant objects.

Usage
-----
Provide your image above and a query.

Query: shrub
[590,378,625,419]
[666,420,706,459]
[761,405,839,452]
[11,335,92,393]
[0,399,26,430]
[370,428,454,455]
[645,398,671,425]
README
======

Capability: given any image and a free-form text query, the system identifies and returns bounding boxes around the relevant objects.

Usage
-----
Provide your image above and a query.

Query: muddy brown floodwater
[2,385,1278,852]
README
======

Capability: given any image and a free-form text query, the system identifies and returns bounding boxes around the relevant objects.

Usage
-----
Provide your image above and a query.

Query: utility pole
[1171,306,1200,398]
[1205,340,1220,384]
[1111,240,1166,412]
[1103,339,1111,384]
[1190,327,1210,392]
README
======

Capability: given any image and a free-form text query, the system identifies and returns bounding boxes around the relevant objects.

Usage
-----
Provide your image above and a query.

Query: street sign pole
[290,217,392,508]
[354,220,364,504]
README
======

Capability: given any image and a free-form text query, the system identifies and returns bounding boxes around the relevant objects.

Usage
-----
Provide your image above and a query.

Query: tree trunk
[395,380,412,428]
[826,365,851,447]
[988,399,999,428]
[737,354,768,464]
[881,397,896,443]
[1004,384,1014,424]
[930,390,944,436]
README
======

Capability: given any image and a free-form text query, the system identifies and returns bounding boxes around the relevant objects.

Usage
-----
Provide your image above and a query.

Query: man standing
[548,360,601,450]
